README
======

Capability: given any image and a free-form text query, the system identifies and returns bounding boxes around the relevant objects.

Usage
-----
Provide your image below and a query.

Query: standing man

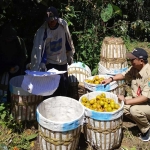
[102,48,150,141]
[0,24,28,102]
[30,6,75,96]
[0,24,27,76]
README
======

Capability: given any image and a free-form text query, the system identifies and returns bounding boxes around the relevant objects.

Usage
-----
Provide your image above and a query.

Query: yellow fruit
[89,99,95,105]
[98,108,103,112]
[104,98,108,103]
[81,92,120,112]
[85,103,90,107]
[100,93,106,98]
[94,108,98,111]
[94,81,99,84]
[89,106,93,109]
[92,104,97,109]
[107,107,112,112]
[81,102,85,106]
[99,100,104,106]
[85,76,105,84]
[110,99,115,103]
[94,76,99,80]
[107,98,111,104]
[81,96,88,103]
[85,79,89,83]
[115,104,120,109]
[96,95,101,100]
[104,101,108,106]
[110,103,115,109]
[100,98,105,101]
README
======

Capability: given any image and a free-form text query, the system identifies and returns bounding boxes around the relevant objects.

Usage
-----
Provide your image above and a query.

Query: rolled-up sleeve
[121,66,132,77]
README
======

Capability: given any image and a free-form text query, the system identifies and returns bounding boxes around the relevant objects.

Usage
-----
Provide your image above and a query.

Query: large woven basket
[36,96,85,150]
[100,37,128,74]
[68,67,91,100]
[9,75,43,121]
[79,91,124,150]
[84,75,118,93]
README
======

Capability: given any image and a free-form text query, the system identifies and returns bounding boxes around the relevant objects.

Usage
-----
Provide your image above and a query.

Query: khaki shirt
[121,64,150,98]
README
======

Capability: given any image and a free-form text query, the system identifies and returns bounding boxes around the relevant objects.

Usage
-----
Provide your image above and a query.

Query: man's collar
[139,63,149,76]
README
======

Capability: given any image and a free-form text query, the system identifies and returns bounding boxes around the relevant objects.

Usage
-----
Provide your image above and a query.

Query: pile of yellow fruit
[85,75,105,84]
[81,93,120,112]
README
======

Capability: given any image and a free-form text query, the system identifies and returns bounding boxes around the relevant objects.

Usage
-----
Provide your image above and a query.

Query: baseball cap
[126,48,148,60]
[46,6,58,21]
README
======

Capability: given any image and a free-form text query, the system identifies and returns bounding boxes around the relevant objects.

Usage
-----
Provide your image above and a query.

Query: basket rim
[79,91,124,115]
[84,75,117,87]
[36,96,85,124]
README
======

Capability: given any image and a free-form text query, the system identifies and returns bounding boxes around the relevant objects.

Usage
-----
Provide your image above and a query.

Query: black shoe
[140,129,150,142]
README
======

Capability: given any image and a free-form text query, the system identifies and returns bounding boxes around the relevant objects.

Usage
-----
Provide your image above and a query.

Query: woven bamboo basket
[79,91,124,150]
[84,87,119,96]
[9,75,43,121]
[0,72,9,97]
[36,96,85,150]
[113,80,125,95]
[84,75,118,94]
[100,37,128,72]
[68,66,91,100]
[99,37,128,96]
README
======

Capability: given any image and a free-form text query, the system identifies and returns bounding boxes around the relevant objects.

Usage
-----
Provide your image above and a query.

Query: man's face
[129,58,143,70]
[47,11,58,29]
[48,19,58,29]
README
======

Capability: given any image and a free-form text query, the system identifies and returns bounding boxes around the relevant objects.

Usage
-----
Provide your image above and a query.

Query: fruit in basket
[81,96,88,103]
[81,93,120,112]
[85,76,105,84]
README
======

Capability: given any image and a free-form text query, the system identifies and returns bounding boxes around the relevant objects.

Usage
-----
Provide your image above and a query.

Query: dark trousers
[45,63,68,98]
[0,63,23,103]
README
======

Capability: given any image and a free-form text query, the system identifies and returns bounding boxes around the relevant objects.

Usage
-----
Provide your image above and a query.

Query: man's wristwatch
[109,77,114,82]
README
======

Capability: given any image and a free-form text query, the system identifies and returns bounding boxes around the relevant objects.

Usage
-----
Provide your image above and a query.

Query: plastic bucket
[36,96,85,150]
[9,75,43,121]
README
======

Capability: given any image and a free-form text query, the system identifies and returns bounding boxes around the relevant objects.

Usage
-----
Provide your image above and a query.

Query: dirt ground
[30,116,150,150]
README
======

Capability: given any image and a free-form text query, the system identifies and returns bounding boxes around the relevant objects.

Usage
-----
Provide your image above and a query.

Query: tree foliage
[0,0,150,74]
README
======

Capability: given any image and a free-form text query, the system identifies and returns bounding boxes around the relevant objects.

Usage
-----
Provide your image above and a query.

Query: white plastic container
[79,91,124,150]
[36,96,85,150]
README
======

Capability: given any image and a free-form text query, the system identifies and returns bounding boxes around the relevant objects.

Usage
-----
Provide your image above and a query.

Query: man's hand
[39,63,47,72]
[66,51,73,65]
[67,55,73,65]
[118,95,126,104]
[26,63,31,70]
[102,78,112,85]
